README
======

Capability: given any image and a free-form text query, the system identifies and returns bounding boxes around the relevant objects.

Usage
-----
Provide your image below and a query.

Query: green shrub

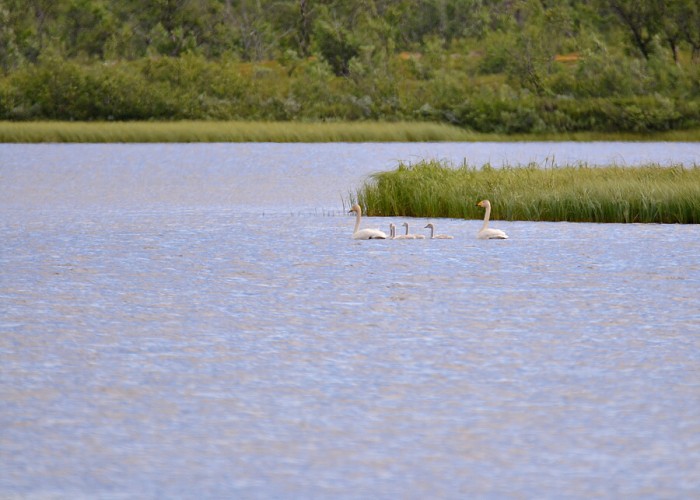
[1,49,699,131]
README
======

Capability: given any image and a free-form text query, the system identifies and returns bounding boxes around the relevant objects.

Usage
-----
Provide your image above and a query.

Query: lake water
[1,142,699,498]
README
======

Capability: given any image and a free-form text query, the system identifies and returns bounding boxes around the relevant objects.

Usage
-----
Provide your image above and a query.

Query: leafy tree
[600,0,664,60]
[313,19,359,76]
[671,0,700,61]
[63,0,114,58]
[0,4,25,71]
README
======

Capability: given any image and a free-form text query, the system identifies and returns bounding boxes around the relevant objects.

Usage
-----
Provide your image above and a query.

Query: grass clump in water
[352,160,700,224]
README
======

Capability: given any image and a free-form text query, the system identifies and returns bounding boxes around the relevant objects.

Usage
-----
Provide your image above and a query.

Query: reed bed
[0,120,478,143]
[2,121,700,143]
[353,160,700,224]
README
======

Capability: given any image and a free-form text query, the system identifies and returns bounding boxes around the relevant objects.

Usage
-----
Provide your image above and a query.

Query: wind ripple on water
[1,144,700,497]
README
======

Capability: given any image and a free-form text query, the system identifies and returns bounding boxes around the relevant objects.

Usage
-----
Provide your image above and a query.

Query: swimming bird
[402,222,425,239]
[349,204,387,239]
[424,223,454,239]
[390,222,412,240]
[476,200,509,239]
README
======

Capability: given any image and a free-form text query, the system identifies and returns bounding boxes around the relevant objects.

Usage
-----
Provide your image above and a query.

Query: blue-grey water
[1,143,699,498]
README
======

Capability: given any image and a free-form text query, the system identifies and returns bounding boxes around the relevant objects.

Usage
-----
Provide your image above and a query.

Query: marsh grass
[0,120,478,143]
[353,160,700,223]
[2,120,700,143]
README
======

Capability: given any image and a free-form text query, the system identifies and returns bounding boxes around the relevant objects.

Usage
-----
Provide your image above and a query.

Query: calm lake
[1,142,699,498]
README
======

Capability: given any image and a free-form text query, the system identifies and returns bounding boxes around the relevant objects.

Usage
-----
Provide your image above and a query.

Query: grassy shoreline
[2,120,700,143]
[353,160,700,224]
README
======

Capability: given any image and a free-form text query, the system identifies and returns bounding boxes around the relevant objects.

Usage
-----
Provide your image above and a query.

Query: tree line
[1,0,699,132]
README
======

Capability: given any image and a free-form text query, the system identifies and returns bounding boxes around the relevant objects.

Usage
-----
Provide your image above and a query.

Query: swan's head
[349,204,362,215]
[424,223,435,229]
[477,200,491,208]
[402,222,409,227]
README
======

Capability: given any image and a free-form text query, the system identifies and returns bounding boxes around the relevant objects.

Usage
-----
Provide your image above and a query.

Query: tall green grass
[353,160,700,223]
[2,120,700,143]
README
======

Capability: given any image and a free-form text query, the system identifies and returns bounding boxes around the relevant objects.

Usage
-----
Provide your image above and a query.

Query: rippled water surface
[1,143,699,498]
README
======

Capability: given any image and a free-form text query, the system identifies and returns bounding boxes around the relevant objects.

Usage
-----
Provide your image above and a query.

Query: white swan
[476,200,508,239]
[349,204,387,239]
[424,223,454,239]
[402,222,425,239]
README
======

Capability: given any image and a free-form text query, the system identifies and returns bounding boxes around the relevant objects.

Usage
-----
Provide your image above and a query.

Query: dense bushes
[1,50,699,132]
[2,0,700,131]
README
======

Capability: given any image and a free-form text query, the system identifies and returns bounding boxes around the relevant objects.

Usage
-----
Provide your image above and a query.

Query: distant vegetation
[353,160,700,223]
[4,120,700,143]
[0,120,478,142]
[1,0,699,133]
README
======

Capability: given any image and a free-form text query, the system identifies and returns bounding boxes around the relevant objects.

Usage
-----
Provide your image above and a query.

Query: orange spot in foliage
[399,52,422,61]
[554,53,581,63]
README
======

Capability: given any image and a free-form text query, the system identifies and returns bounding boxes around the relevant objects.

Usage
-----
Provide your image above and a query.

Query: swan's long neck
[353,210,361,234]
[428,226,435,238]
[481,204,491,231]
[404,224,410,235]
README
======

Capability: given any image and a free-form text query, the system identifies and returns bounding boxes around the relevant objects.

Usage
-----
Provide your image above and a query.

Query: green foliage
[1,0,700,131]
[354,160,700,223]
[10,54,94,119]
[0,5,25,71]
[313,21,359,76]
